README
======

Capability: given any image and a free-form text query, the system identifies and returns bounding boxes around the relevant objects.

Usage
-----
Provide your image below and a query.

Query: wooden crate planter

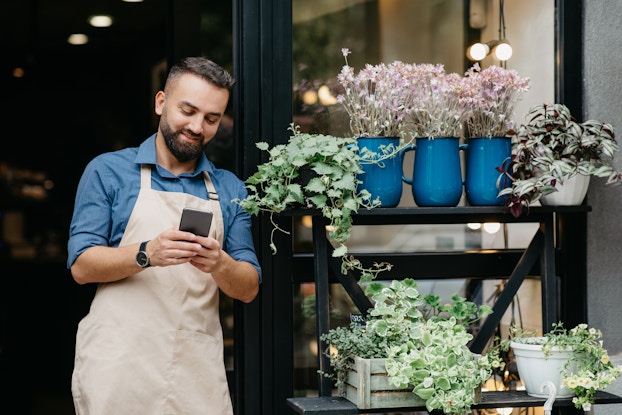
[344,356,482,410]
[344,356,425,409]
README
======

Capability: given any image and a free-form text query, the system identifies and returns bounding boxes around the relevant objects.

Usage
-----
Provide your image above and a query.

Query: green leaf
[332,244,348,257]
[446,353,457,367]
[437,376,451,390]
[364,282,385,296]
[478,305,493,317]
[421,331,432,346]
[424,294,441,308]
[326,188,343,199]
[308,194,327,208]
[330,207,343,219]
[256,141,270,151]
[313,162,334,175]
[333,174,357,190]
[414,387,435,400]
[306,177,326,193]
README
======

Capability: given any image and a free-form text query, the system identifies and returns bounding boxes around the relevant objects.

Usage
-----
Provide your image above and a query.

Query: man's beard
[160,113,205,163]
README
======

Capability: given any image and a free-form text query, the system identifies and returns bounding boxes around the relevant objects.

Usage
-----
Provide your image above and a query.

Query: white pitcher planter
[510,338,578,398]
[540,173,590,206]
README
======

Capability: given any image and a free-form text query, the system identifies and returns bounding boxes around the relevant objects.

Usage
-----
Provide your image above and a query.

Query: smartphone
[179,208,213,237]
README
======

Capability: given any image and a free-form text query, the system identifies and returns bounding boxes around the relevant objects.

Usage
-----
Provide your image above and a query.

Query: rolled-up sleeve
[221,181,262,283]
[67,158,114,268]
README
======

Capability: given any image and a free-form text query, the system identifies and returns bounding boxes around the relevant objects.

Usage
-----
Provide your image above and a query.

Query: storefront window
[290,0,553,397]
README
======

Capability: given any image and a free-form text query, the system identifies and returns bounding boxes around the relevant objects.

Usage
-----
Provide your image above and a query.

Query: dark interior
[1,1,232,413]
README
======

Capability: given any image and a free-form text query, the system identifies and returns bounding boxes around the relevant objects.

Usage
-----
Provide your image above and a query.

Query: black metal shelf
[292,249,539,282]
[276,205,594,414]
[287,390,622,414]
[280,205,591,222]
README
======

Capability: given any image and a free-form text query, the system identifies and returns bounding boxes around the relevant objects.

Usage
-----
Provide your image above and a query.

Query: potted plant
[337,48,413,140]
[397,63,468,207]
[498,103,622,217]
[233,123,391,282]
[336,48,415,207]
[320,278,503,414]
[505,322,622,412]
[461,64,531,206]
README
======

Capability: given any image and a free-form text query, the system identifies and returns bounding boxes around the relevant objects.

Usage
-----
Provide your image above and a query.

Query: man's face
[155,73,230,162]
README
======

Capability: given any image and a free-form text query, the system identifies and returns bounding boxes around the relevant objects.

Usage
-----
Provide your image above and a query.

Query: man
[67,57,261,414]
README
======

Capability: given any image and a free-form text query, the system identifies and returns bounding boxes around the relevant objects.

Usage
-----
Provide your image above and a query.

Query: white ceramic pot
[540,173,590,206]
[510,338,578,398]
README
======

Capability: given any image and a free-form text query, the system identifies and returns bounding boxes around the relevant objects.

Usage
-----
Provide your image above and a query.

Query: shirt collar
[134,134,214,178]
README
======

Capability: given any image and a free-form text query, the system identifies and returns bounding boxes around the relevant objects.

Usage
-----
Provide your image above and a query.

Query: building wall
[584,0,622,354]
[585,1,622,413]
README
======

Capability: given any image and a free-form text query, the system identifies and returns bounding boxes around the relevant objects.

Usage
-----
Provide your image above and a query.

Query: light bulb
[318,85,337,105]
[12,67,25,77]
[483,222,501,234]
[302,90,318,105]
[67,33,89,45]
[89,15,113,28]
[467,43,489,61]
[301,215,313,229]
[494,41,513,61]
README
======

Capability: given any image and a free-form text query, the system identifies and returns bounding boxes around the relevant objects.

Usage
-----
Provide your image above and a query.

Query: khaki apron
[72,165,232,415]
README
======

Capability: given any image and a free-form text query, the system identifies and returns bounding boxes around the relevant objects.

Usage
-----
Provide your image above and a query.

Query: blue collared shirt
[67,134,261,281]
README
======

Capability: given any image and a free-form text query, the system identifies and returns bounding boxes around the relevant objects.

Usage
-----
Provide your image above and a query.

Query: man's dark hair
[165,57,235,92]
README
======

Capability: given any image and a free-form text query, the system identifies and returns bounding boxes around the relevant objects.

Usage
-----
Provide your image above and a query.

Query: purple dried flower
[462,64,531,137]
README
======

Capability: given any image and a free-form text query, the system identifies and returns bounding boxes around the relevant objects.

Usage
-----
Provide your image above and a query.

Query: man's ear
[154,91,165,115]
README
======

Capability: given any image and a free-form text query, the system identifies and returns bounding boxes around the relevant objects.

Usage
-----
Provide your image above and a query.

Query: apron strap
[140,165,152,189]
[202,171,224,245]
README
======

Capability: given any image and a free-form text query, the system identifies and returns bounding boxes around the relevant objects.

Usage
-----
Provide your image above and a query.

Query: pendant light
[466,0,513,63]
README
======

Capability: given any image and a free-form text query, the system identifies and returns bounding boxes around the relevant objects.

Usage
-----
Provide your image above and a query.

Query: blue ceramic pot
[464,137,512,206]
[356,137,407,208]
[402,137,463,207]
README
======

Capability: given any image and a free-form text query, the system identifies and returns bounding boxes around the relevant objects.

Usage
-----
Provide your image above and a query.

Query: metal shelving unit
[276,205,594,415]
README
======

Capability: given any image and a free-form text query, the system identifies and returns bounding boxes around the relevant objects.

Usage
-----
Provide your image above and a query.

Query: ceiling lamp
[68,33,89,45]
[88,15,113,28]
[466,0,512,63]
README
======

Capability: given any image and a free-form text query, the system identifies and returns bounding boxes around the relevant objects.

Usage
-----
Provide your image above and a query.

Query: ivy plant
[233,124,391,282]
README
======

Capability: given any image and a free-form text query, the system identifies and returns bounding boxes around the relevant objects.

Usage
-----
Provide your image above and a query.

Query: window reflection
[293,0,468,137]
